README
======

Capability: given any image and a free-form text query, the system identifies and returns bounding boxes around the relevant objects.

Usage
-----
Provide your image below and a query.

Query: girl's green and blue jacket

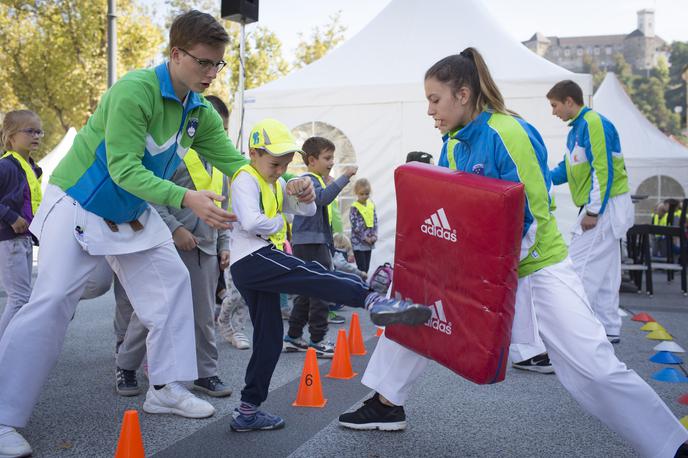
[50,63,248,224]
[438,110,568,277]
[550,106,629,215]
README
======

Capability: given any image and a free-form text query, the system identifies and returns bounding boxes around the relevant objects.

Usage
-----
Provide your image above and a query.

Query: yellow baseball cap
[249,118,302,156]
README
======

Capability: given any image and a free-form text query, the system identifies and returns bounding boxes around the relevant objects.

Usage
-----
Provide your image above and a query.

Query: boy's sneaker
[329,303,344,312]
[0,425,31,457]
[283,335,309,353]
[512,353,555,374]
[192,376,232,398]
[116,367,140,396]
[328,311,346,324]
[281,307,292,320]
[230,409,285,432]
[227,331,251,350]
[309,340,335,358]
[143,382,215,418]
[339,393,406,431]
[607,335,621,344]
[366,294,432,327]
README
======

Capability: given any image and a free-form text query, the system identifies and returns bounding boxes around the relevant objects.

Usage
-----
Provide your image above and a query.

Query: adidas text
[424,300,453,335]
[421,208,457,243]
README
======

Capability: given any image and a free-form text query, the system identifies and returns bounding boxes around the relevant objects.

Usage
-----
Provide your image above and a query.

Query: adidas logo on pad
[424,300,452,335]
[420,208,457,242]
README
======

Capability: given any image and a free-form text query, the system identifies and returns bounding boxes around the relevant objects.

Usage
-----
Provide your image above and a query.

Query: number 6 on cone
[292,347,327,408]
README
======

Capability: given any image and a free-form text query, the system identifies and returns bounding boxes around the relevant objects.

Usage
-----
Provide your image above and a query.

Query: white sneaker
[0,425,31,458]
[229,332,251,350]
[143,382,216,418]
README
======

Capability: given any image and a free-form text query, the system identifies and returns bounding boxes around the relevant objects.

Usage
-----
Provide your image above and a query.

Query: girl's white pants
[362,258,688,458]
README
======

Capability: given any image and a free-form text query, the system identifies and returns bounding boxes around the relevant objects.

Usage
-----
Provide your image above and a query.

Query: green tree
[0,0,163,158]
[632,56,681,135]
[294,11,346,68]
[666,41,688,130]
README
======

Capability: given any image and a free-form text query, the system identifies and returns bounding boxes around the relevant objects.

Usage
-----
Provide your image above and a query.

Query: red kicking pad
[385,163,524,384]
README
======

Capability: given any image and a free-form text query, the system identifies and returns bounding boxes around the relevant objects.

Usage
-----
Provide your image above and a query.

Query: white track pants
[568,194,634,335]
[361,258,688,458]
[0,192,197,428]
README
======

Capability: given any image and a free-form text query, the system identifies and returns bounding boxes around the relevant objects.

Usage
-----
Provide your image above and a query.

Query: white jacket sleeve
[231,173,284,236]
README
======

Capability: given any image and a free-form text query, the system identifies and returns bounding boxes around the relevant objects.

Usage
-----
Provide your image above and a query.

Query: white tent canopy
[593,72,688,206]
[233,0,592,265]
[38,127,76,192]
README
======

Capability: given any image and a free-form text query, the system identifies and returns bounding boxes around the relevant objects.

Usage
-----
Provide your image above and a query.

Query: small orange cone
[327,329,357,380]
[114,410,145,458]
[348,312,367,356]
[293,348,327,408]
[375,327,384,337]
[679,393,688,405]
[631,312,656,322]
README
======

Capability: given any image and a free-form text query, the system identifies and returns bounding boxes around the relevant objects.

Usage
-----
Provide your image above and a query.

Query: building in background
[523,9,667,74]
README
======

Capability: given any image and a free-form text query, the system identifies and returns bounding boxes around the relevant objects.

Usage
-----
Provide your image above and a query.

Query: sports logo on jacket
[187,118,199,138]
[420,208,457,243]
[424,300,452,335]
[471,163,485,175]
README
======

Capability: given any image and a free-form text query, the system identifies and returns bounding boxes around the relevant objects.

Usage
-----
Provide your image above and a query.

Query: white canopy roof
[38,127,76,192]
[256,0,578,92]
[593,73,688,195]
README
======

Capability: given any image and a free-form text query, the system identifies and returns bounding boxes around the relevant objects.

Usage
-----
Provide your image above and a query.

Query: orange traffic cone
[375,327,384,337]
[678,393,688,405]
[327,329,357,380]
[348,312,367,356]
[293,347,327,407]
[114,410,145,458]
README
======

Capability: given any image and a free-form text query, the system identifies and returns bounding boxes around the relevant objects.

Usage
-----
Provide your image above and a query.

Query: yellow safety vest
[2,151,42,214]
[306,172,334,226]
[351,200,375,228]
[183,149,223,207]
[232,164,287,250]
[651,213,668,226]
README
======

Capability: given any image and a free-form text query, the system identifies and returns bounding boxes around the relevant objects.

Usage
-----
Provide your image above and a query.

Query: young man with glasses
[0,10,314,457]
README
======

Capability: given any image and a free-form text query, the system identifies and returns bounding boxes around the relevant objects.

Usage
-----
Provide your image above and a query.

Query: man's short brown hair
[301,136,335,165]
[546,80,584,106]
[169,10,229,51]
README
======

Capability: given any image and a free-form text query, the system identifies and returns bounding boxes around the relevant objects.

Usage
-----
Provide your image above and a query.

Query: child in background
[216,268,251,350]
[350,178,378,274]
[0,110,43,339]
[227,118,431,432]
[285,137,358,357]
[332,233,367,280]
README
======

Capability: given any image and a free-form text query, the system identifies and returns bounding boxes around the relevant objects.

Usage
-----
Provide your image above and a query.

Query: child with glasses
[0,110,44,340]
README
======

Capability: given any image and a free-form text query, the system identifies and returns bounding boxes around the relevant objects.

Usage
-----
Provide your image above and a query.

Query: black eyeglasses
[19,128,44,138]
[178,48,226,72]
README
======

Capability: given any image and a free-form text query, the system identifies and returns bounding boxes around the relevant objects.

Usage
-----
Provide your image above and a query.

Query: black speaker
[221,0,259,24]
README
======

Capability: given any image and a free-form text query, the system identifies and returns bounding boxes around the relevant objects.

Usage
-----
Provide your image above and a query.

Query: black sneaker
[606,335,621,344]
[116,367,140,396]
[309,340,335,358]
[512,352,555,374]
[339,393,406,431]
[675,443,688,458]
[192,376,232,398]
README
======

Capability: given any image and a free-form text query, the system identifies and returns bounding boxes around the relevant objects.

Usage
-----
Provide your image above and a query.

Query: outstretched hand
[182,190,237,229]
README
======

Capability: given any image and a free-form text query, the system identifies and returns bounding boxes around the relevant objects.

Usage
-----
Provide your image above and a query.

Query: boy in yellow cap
[227,118,432,432]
